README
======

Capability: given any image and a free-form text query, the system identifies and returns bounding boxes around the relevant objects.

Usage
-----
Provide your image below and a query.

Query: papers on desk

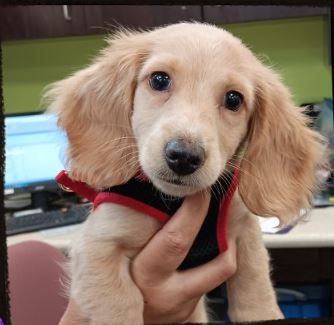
[258,209,309,234]
[258,216,281,234]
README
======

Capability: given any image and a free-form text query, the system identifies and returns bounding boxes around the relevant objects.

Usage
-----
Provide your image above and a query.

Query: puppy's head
[46,23,325,224]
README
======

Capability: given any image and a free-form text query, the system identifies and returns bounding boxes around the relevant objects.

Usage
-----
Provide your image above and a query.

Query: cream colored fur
[46,23,325,324]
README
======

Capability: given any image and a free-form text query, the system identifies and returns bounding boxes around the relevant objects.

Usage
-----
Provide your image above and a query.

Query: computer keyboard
[6,204,92,236]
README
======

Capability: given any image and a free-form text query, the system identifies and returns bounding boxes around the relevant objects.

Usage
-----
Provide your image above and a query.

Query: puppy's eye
[224,91,243,111]
[149,72,171,91]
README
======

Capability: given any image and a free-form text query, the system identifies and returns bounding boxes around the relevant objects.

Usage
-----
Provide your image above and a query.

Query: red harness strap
[55,169,239,254]
[93,192,170,223]
[55,170,98,202]
[216,168,239,252]
[55,170,150,207]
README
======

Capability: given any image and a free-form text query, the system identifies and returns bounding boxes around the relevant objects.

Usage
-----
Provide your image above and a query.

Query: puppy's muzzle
[164,138,205,176]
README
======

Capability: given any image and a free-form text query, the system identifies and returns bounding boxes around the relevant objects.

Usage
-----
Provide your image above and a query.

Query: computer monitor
[303,99,334,205]
[5,112,68,198]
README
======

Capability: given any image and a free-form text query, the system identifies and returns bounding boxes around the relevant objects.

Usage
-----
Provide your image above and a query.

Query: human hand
[132,191,237,324]
[58,192,237,325]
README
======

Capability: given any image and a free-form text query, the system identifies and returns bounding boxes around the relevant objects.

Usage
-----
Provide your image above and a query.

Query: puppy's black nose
[165,139,205,176]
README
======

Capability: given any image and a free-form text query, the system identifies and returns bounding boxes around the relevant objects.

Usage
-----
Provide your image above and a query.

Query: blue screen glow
[5,113,68,190]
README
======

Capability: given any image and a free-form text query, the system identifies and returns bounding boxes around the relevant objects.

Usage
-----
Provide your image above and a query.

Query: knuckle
[224,260,237,278]
[219,255,237,281]
[164,230,190,256]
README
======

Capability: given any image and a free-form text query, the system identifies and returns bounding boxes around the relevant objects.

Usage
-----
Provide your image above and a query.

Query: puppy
[47,23,324,324]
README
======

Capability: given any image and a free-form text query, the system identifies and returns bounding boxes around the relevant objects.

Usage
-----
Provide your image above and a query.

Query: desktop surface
[6,206,334,252]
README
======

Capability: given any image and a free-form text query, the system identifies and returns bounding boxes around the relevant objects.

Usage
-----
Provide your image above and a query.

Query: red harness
[56,169,239,268]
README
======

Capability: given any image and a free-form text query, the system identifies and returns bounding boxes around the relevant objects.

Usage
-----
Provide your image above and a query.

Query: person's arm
[58,192,237,325]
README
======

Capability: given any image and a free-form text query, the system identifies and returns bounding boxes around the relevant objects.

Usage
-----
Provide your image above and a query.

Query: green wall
[224,16,332,105]
[2,35,106,114]
[2,16,332,114]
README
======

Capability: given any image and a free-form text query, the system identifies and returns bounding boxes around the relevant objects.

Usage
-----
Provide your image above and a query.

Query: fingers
[178,240,237,298]
[133,191,210,284]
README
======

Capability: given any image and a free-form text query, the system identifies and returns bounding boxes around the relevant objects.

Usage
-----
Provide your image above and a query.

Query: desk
[7,207,334,251]
[263,207,334,249]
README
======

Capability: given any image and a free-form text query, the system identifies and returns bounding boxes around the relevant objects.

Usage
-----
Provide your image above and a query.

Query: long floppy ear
[239,66,326,225]
[45,30,152,189]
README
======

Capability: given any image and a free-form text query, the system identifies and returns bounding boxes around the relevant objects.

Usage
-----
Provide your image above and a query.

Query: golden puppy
[47,23,324,324]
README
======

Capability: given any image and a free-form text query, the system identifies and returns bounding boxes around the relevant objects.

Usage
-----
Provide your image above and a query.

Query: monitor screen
[5,113,68,193]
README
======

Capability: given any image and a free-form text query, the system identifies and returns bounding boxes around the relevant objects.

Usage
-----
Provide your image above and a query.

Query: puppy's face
[132,25,255,196]
[48,23,324,223]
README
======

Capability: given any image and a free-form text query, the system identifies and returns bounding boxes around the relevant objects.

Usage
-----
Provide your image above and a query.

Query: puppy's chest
[57,169,238,269]
[98,173,237,269]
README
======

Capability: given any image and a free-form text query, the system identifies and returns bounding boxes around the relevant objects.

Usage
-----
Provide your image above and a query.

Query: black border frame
[0,2,333,325]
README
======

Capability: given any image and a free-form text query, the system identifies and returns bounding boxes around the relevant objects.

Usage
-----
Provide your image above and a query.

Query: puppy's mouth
[153,174,199,197]
[157,176,189,186]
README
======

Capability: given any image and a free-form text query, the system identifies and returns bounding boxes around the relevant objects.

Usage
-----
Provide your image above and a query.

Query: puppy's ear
[45,30,151,189]
[239,67,325,224]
